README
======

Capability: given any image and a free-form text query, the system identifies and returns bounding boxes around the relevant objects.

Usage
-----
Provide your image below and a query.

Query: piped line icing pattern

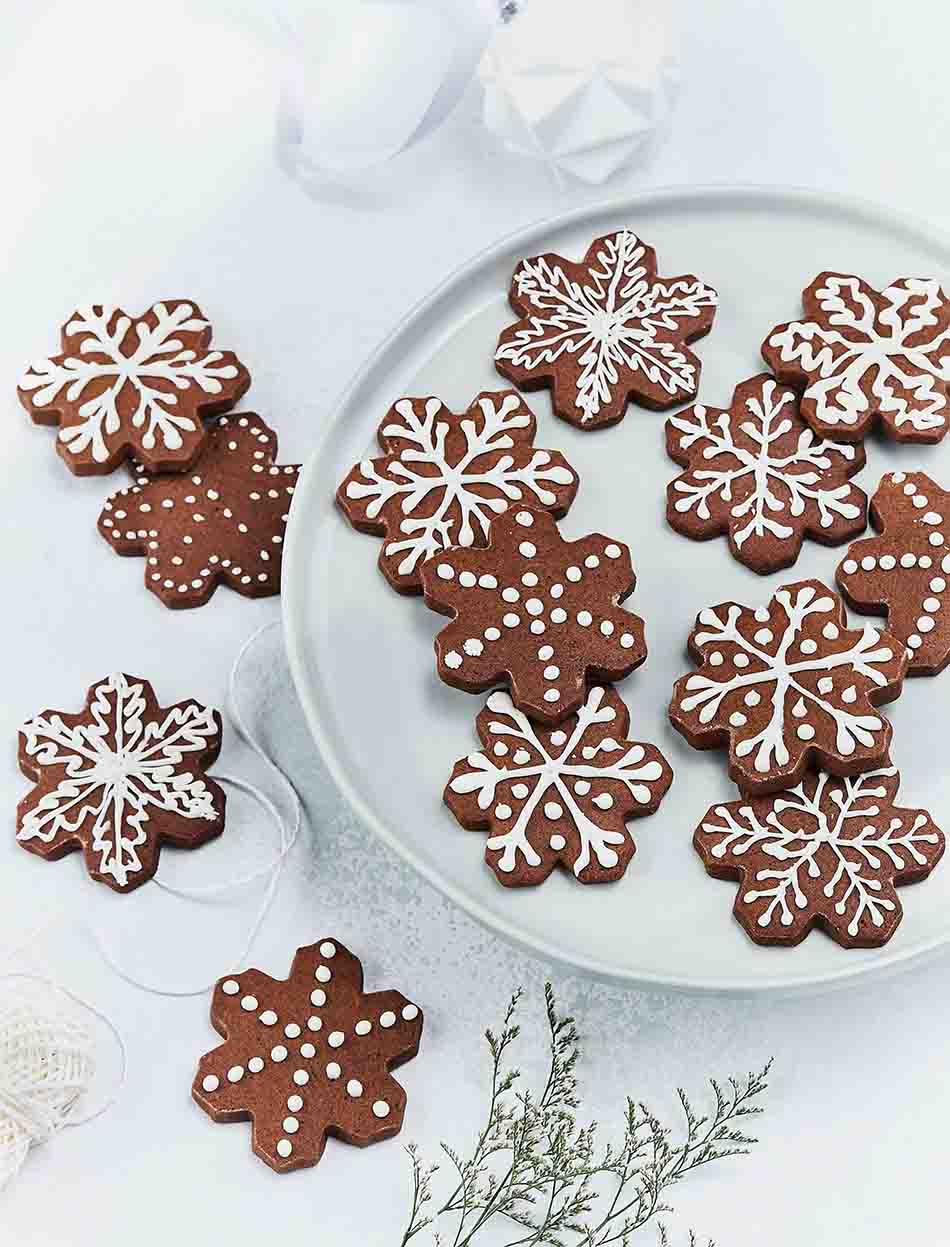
[446,686,672,886]
[694,767,944,947]
[495,230,718,430]
[669,579,907,795]
[837,470,950,675]
[762,272,950,443]
[192,940,422,1173]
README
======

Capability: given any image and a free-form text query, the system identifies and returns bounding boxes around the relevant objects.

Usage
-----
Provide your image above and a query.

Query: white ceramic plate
[284,186,950,994]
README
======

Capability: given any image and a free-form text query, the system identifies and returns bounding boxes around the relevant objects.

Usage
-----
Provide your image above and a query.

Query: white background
[2,2,950,1244]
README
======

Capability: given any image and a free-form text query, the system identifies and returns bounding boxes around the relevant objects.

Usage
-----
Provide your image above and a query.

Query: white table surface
[2,2,949,1243]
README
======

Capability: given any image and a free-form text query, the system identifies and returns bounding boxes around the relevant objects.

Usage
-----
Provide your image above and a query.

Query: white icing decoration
[276,1139,292,1158]
[355,1020,372,1035]
[372,1100,390,1118]
[271,1045,288,1062]
[222,980,239,995]
[401,1004,419,1021]
[379,1011,396,1028]
[202,1075,219,1092]
[346,1080,363,1097]
[326,1062,341,1080]
[328,1031,344,1048]
[287,1095,303,1112]
[495,231,717,424]
[16,673,221,888]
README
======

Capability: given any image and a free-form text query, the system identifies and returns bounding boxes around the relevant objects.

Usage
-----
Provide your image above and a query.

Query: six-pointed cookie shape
[192,940,423,1173]
[420,507,647,725]
[495,229,718,430]
[17,673,224,892]
[762,273,950,443]
[336,390,578,594]
[666,374,867,573]
[669,580,907,795]
[837,471,950,675]
[446,686,672,886]
[694,765,944,947]
[98,414,299,608]
[18,300,250,474]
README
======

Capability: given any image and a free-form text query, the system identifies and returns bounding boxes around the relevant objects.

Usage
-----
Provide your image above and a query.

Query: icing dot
[512,784,529,798]
[485,627,501,641]
[493,743,509,757]
[327,1031,345,1048]
[797,724,816,741]
[861,556,876,571]
[271,1046,288,1062]
[901,553,917,568]
[355,1020,372,1035]
[495,803,513,819]
[550,583,564,599]
[526,598,544,616]
[543,689,560,703]
[605,544,621,558]
[753,629,773,645]
[287,1095,303,1112]
[522,572,538,587]
[315,965,332,983]
[311,989,326,1006]
[800,640,818,655]
[464,638,484,656]
[931,533,945,547]
[519,542,537,557]
[744,691,760,706]
[248,1057,264,1073]
[319,941,337,958]
[530,621,546,635]
[909,634,923,649]
[577,611,593,626]
[402,1004,419,1020]
[754,607,770,622]
[549,834,566,850]
[550,731,567,746]
[373,1100,391,1118]
[566,566,582,582]
[880,555,896,570]
[918,616,936,633]
[551,608,567,623]
[502,587,520,603]
[300,1044,316,1059]
[729,712,747,727]
[459,572,477,588]
[503,613,520,628]
[283,1117,299,1134]
[326,1062,341,1079]
[822,623,839,640]
[543,665,560,679]
[734,653,750,667]
[620,634,635,649]
[931,578,947,592]
[515,511,534,526]
[924,597,941,612]
[260,1010,278,1026]
[538,645,554,660]
[347,1080,363,1097]
[544,802,563,819]
[276,1139,292,1159]
[842,560,858,574]
[285,1023,301,1039]
[574,780,591,795]
[479,574,498,589]
[445,651,463,669]
[380,1011,397,1028]
[584,555,600,569]
[600,621,614,637]
[227,1066,244,1083]
[222,980,240,995]
[308,1016,322,1031]
[202,1075,219,1092]
[293,1070,310,1086]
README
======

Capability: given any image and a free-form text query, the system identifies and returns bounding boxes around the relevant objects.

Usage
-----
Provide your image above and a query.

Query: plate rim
[283,182,950,996]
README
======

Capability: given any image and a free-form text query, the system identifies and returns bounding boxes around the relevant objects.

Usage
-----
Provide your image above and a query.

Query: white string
[92,621,303,997]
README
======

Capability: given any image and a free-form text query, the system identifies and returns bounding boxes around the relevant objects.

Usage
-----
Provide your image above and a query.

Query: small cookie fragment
[669,579,907,795]
[336,390,578,594]
[762,272,950,443]
[837,470,950,675]
[666,373,866,573]
[17,673,224,892]
[495,229,718,430]
[446,686,672,886]
[192,940,423,1173]
[18,300,250,475]
[98,414,299,609]
[420,507,646,725]
[694,765,944,947]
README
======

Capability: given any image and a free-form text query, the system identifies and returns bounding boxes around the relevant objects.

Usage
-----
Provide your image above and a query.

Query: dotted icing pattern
[16,673,224,892]
[420,507,647,725]
[446,686,672,886]
[694,767,944,947]
[336,391,578,594]
[495,230,718,430]
[17,300,250,475]
[669,579,907,795]
[837,471,950,675]
[762,272,950,444]
[98,414,299,609]
[666,373,866,573]
[192,940,423,1173]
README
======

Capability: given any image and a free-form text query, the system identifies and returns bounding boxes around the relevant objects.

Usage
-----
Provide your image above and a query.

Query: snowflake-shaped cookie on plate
[98,414,299,609]
[17,673,224,892]
[18,301,250,474]
[495,230,718,430]
[446,686,672,886]
[669,580,907,795]
[192,940,422,1173]
[694,766,944,947]
[837,470,950,675]
[666,374,867,573]
[420,508,646,725]
[762,272,950,443]
[336,390,578,593]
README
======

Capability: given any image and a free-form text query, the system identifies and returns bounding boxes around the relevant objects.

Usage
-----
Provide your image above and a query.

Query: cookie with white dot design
[98,414,299,608]
[192,940,422,1173]
[837,471,950,676]
[419,507,647,725]
[669,579,907,796]
[446,685,672,886]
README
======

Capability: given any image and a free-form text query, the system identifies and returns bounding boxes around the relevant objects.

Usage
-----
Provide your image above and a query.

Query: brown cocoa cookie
[419,507,646,725]
[761,272,950,443]
[18,300,250,475]
[17,673,224,892]
[666,373,866,573]
[336,390,578,594]
[669,579,907,795]
[192,940,423,1173]
[837,470,950,675]
[694,764,944,947]
[494,229,718,430]
[445,686,672,886]
[98,414,299,609]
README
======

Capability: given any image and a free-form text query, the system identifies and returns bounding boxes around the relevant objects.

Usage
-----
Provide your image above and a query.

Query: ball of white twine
[0,975,123,1190]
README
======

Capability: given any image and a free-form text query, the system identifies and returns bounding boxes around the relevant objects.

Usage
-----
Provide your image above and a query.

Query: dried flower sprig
[401,985,770,1246]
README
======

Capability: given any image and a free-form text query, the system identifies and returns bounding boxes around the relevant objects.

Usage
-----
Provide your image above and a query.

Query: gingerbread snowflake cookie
[666,374,867,573]
[18,300,250,475]
[337,391,578,594]
[669,580,907,795]
[762,272,950,443]
[99,414,299,608]
[17,673,224,892]
[420,508,646,725]
[192,940,422,1173]
[837,471,950,675]
[694,766,944,947]
[495,229,718,430]
[446,686,672,886]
